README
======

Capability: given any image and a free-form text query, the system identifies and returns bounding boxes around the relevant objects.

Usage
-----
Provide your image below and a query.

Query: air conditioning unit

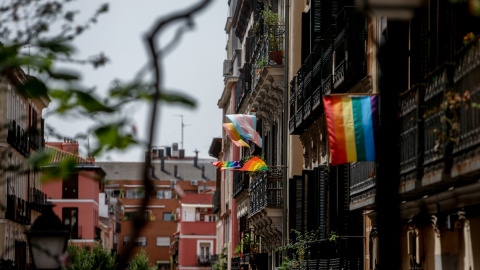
[191,180,198,186]
[223,60,233,76]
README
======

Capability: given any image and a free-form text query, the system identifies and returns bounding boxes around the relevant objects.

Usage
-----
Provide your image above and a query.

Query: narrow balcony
[212,190,220,214]
[250,25,284,123]
[235,63,251,113]
[321,25,335,96]
[451,38,480,179]
[233,171,249,198]
[399,85,425,197]
[422,64,454,185]
[349,162,376,210]
[289,76,297,134]
[197,254,211,267]
[7,120,30,156]
[333,7,366,92]
[29,187,47,212]
[248,166,283,250]
[6,194,31,225]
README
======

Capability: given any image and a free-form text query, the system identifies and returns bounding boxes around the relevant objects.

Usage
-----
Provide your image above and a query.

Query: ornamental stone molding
[248,209,282,252]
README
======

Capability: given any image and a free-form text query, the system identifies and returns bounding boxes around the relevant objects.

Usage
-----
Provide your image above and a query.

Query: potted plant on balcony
[261,6,284,65]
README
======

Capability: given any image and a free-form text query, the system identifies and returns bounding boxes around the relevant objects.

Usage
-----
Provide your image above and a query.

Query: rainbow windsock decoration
[226,114,262,147]
[323,95,379,166]
[223,123,249,148]
[211,161,241,170]
[238,156,268,171]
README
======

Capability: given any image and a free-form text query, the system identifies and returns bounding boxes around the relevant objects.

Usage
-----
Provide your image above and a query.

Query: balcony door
[63,208,79,239]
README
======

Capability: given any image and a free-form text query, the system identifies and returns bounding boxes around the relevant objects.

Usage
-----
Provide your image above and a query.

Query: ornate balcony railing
[212,190,220,214]
[249,166,283,216]
[423,65,454,167]
[321,25,335,96]
[333,7,366,92]
[29,132,45,151]
[453,38,480,155]
[235,63,251,113]
[295,66,304,129]
[303,53,314,121]
[349,162,376,210]
[6,194,31,225]
[251,25,285,89]
[233,171,249,198]
[29,187,47,212]
[231,257,241,270]
[7,120,30,156]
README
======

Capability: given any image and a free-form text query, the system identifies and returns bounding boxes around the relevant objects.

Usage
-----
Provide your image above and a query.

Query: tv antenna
[173,115,190,149]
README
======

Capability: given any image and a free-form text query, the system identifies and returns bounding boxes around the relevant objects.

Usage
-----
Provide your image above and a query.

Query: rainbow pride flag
[223,123,249,148]
[226,114,262,147]
[323,95,379,166]
[211,161,241,170]
[238,156,268,171]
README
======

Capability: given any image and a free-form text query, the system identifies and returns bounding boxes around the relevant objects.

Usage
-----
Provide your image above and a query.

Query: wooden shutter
[301,11,311,63]
[316,165,328,239]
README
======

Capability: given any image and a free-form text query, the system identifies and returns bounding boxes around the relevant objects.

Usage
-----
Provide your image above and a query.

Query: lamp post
[25,203,69,270]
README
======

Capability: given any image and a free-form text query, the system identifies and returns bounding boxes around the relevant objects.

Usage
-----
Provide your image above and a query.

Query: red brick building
[43,141,106,248]
[98,144,216,269]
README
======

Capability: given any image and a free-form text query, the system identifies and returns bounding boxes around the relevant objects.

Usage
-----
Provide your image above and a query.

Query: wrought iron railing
[251,25,285,89]
[6,194,31,225]
[349,162,376,210]
[233,171,249,198]
[249,166,283,216]
[289,76,297,134]
[453,38,480,155]
[197,254,211,266]
[235,63,251,113]
[295,67,304,129]
[212,190,220,214]
[29,187,47,212]
[231,257,241,270]
[321,25,335,96]
[423,65,454,166]
[7,120,30,156]
[333,7,366,91]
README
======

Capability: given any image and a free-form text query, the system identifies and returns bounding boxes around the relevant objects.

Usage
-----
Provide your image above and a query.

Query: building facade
[0,68,49,268]
[217,0,480,270]
[43,141,106,249]
[98,144,216,269]
[176,193,216,270]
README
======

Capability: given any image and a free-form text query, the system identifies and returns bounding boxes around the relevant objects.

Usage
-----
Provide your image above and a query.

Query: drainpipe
[282,0,290,249]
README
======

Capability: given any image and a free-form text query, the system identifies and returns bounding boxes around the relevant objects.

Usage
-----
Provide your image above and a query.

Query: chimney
[161,157,165,171]
[194,149,199,167]
[179,149,185,159]
[87,156,95,164]
[203,180,206,191]
[61,138,79,155]
[202,165,205,178]
[174,165,178,178]
[172,143,179,157]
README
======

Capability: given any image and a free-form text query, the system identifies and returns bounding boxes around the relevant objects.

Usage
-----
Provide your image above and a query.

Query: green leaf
[93,123,137,155]
[73,90,115,113]
[160,92,196,107]
[41,157,78,183]
[36,39,74,55]
[47,69,79,81]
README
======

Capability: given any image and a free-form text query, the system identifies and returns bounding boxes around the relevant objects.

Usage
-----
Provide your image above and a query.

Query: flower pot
[269,51,284,65]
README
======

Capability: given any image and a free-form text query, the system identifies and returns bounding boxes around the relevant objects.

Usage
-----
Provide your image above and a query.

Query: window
[207,215,216,222]
[156,190,164,199]
[163,212,173,221]
[126,189,145,198]
[63,208,79,239]
[135,237,147,246]
[164,190,172,199]
[157,263,170,270]
[199,243,211,262]
[124,212,148,221]
[62,174,78,199]
[156,237,170,246]
[123,236,131,246]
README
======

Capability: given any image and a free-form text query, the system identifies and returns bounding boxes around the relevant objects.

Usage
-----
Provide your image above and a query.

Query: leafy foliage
[126,250,157,270]
[64,244,116,270]
[277,229,320,270]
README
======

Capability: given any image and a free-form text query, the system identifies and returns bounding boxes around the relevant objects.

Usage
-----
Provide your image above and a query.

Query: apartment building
[0,68,49,268]
[42,141,106,248]
[218,0,480,270]
[98,143,216,269]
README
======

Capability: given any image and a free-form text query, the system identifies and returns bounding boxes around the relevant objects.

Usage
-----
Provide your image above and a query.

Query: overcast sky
[44,0,226,162]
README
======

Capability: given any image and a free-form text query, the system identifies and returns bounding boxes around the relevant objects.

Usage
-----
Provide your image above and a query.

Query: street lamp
[26,203,69,270]
[355,0,425,20]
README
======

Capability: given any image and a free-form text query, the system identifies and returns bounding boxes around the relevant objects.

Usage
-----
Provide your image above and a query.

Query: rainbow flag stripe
[238,156,268,171]
[223,123,249,148]
[323,95,379,166]
[211,161,241,170]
